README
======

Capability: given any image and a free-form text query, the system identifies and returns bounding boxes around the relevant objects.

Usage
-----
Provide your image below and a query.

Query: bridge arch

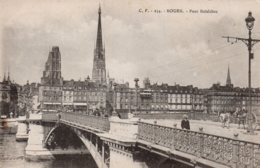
[43,124,59,147]
[44,124,109,168]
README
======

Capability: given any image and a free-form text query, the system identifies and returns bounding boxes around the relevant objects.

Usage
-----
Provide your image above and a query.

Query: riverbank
[0,118,18,134]
[0,128,97,168]
[25,146,90,161]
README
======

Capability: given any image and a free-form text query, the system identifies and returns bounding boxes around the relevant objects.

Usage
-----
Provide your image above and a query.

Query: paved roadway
[143,119,260,144]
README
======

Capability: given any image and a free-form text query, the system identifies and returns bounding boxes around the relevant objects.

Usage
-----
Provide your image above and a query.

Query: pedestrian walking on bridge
[56,111,61,121]
[181,114,190,130]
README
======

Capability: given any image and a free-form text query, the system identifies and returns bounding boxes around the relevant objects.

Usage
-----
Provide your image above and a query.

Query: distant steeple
[226,65,232,86]
[7,66,10,81]
[7,71,10,82]
[3,73,6,82]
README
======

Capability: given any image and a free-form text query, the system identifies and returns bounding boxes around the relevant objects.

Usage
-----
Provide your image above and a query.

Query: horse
[234,109,247,129]
[219,111,231,128]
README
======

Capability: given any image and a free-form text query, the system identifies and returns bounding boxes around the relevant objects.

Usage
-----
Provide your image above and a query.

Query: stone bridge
[16,112,260,168]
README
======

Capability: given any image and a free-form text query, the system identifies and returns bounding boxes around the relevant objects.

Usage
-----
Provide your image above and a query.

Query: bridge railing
[188,112,219,122]
[61,112,110,132]
[134,112,188,120]
[189,112,239,123]
[135,112,239,123]
[137,121,260,168]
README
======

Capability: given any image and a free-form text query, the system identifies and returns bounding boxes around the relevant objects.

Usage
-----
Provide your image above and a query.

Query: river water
[0,128,97,168]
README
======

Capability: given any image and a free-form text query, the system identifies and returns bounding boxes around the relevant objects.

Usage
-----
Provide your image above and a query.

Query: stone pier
[25,123,54,160]
[100,116,148,168]
[16,122,28,141]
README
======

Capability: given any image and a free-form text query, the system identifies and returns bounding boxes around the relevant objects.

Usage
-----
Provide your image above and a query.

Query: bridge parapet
[42,112,57,122]
[99,116,144,168]
[61,112,110,132]
[135,112,238,123]
[137,121,260,168]
[108,116,139,140]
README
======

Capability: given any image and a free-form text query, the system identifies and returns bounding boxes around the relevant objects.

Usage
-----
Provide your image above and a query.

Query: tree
[17,87,34,117]
[105,100,113,116]
[2,92,8,100]
[0,101,9,116]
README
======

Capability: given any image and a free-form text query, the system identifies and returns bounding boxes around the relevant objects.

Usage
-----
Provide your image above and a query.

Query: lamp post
[134,78,139,113]
[245,12,255,134]
[223,12,260,134]
[112,83,117,116]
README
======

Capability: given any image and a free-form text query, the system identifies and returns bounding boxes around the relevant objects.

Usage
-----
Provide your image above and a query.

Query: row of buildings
[36,6,260,117]
[113,73,260,115]
[0,73,41,118]
[38,60,260,116]
[114,80,205,114]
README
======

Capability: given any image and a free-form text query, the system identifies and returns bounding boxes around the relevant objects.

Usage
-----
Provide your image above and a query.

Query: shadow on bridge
[44,125,85,150]
[133,148,193,168]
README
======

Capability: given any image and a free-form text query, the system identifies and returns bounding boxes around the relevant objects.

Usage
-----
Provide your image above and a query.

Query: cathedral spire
[226,65,232,86]
[92,5,106,84]
[96,4,103,51]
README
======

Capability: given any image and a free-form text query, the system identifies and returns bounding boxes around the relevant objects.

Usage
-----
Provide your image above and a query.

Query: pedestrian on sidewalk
[236,108,246,129]
[181,114,190,130]
[56,111,61,121]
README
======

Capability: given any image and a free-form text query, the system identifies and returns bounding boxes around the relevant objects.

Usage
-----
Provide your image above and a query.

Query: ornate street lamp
[134,78,139,113]
[245,11,255,134]
[245,12,255,31]
[223,12,260,134]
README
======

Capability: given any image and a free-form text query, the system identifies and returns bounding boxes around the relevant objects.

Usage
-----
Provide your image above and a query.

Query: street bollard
[173,123,177,128]
[199,127,203,132]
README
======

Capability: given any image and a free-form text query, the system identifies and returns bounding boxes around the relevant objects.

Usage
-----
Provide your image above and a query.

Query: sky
[1,0,260,88]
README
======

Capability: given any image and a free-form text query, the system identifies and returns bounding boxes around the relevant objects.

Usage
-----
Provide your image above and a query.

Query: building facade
[205,83,260,114]
[205,66,260,114]
[62,79,107,113]
[112,79,206,115]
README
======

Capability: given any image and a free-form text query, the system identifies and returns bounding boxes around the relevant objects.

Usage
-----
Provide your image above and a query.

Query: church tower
[41,46,63,86]
[92,5,106,84]
[226,65,232,86]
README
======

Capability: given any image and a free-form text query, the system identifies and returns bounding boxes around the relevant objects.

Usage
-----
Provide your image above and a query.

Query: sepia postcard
[1,0,260,168]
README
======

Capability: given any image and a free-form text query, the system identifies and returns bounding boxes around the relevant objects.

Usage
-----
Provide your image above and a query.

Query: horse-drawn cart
[250,110,260,130]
